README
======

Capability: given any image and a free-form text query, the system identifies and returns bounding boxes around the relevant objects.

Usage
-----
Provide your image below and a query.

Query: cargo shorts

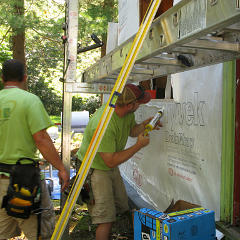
[88,167,129,224]
[0,178,55,240]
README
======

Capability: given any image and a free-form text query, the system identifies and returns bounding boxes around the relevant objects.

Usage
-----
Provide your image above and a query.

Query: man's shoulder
[17,89,41,102]
[90,105,105,120]
[19,89,38,97]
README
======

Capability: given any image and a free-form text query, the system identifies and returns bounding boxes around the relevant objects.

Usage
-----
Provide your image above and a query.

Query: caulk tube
[144,107,164,135]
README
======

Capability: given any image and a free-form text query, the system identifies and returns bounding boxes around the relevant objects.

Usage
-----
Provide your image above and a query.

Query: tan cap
[116,84,151,105]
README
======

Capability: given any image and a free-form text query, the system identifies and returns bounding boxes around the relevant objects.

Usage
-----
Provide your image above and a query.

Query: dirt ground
[64,204,134,240]
[10,202,134,240]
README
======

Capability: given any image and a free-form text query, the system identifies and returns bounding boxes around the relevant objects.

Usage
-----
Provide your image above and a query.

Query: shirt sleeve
[27,96,53,135]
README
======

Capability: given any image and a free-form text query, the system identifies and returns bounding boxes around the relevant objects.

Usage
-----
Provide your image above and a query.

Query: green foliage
[28,75,62,115]
[77,0,118,71]
[0,40,12,64]
[50,115,61,124]
[79,0,118,38]
[81,95,101,116]
[0,0,116,115]
[72,95,101,116]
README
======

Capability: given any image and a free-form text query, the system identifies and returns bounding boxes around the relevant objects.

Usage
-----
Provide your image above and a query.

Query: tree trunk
[12,0,26,67]
[11,0,27,89]
[101,32,107,58]
[13,32,26,65]
[101,0,116,58]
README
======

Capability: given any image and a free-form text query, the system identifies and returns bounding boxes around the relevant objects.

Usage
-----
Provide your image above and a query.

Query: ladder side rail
[59,0,79,237]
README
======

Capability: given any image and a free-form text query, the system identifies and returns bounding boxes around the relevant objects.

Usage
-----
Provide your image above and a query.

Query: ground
[10,202,134,240]
[67,204,134,240]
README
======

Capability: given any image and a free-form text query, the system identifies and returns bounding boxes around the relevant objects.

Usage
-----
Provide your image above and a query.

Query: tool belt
[1,158,41,219]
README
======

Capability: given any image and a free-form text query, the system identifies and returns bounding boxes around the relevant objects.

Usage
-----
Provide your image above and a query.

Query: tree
[0,0,66,109]
[12,0,26,65]
[0,0,117,114]
[78,0,118,57]
[0,0,26,66]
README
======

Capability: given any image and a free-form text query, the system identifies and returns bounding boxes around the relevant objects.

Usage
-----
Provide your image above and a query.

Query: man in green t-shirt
[77,84,161,240]
[0,59,69,240]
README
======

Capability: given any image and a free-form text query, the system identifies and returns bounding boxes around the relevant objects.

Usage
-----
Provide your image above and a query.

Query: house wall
[120,64,223,220]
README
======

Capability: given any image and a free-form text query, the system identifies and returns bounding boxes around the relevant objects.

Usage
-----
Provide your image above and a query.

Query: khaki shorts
[0,178,55,240]
[88,167,129,224]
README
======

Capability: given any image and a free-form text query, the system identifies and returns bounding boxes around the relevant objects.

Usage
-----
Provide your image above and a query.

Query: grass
[50,115,61,124]
[68,206,134,239]
[52,200,134,239]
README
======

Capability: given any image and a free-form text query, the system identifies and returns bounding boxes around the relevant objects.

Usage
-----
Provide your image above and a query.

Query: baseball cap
[116,84,151,105]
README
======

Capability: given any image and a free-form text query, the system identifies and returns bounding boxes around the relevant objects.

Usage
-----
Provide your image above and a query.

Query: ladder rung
[184,39,240,52]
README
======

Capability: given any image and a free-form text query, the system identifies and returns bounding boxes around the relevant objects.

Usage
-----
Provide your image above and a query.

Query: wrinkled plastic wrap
[120,64,223,220]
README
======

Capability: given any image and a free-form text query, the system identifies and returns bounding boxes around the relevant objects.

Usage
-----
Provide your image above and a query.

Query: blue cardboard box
[134,207,216,240]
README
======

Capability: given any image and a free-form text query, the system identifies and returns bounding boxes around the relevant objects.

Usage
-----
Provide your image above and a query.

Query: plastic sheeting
[120,64,223,220]
[118,0,139,45]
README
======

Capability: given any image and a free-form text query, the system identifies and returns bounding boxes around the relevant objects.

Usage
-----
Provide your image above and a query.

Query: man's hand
[58,169,70,192]
[33,129,70,191]
[130,117,163,137]
[136,132,150,148]
[153,120,163,130]
[142,117,163,130]
[142,117,153,127]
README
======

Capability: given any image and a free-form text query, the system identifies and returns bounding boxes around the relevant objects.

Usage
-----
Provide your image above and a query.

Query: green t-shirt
[0,88,53,165]
[77,105,136,170]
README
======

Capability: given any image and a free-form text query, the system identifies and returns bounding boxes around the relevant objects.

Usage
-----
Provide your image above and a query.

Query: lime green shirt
[0,88,53,165]
[77,105,136,170]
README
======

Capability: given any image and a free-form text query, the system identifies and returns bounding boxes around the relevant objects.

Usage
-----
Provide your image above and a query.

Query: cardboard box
[164,200,200,213]
[134,207,216,240]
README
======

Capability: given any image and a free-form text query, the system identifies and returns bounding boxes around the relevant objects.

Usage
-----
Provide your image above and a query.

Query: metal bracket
[77,34,103,54]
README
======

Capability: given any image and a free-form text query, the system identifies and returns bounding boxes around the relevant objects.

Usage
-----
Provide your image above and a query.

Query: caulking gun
[144,107,164,136]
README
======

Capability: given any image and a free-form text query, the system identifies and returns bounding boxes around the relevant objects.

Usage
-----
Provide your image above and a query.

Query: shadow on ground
[9,202,134,239]
[69,206,134,240]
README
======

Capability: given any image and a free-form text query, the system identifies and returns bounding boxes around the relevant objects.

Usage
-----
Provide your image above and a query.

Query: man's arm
[99,132,149,168]
[130,117,152,137]
[130,117,162,137]
[33,129,69,191]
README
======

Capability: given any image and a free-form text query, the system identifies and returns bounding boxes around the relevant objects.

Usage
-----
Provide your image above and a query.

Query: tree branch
[0,27,11,45]
[32,28,62,45]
